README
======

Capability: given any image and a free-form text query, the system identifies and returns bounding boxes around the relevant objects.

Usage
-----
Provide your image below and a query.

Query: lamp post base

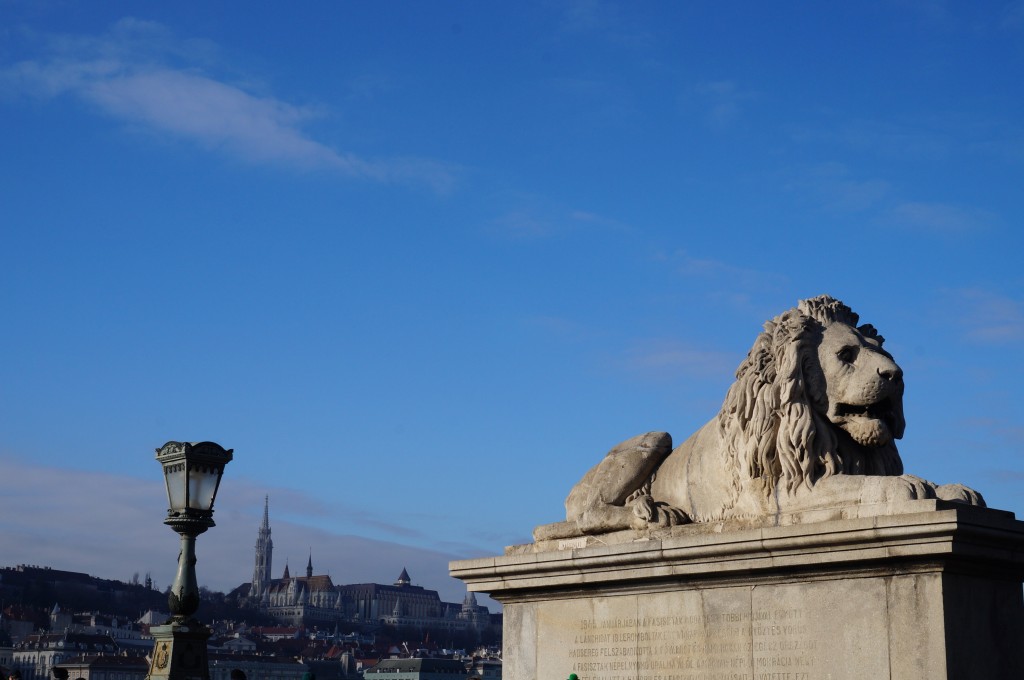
[146,620,212,680]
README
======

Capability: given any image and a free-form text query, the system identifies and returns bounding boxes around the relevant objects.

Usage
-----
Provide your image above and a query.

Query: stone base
[451,502,1024,680]
[146,621,212,680]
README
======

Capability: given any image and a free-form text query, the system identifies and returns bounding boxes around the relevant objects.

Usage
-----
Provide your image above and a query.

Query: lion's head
[718,295,905,495]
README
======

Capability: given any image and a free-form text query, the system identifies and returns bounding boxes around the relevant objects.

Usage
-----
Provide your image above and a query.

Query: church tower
[252,496,273,599]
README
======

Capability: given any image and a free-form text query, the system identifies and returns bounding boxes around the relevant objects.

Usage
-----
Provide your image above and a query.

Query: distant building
[248,627,301,642]
[0,628,13,674]
[136,611,169,627]
[467,658,501,680]
[208,654,308,680]
[216,634,258,653]
[363,658,466,680]
[251,496,274,603]
[50,607,145,641]
[55,655,148,680]
[2,606,40,644]
[11,632,121,680]
[1,566,97,593]
[234,500,490,637]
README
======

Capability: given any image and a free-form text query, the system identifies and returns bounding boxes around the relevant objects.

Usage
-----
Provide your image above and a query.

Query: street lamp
[147,441,233,680]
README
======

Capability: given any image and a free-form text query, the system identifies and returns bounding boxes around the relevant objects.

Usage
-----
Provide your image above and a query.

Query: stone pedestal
[146,621,212,680]
[451,501,1024,680]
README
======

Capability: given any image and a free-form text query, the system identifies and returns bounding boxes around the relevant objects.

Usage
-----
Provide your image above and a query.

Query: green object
[568,675,579,680]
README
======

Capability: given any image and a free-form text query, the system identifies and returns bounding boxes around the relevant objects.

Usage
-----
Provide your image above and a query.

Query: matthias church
[235,498,491,634]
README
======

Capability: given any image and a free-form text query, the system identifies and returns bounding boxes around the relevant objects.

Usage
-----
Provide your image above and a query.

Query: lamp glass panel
[164,467,187,511]
[188,465,222,511]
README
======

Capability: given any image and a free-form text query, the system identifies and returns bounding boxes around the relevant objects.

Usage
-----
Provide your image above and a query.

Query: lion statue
[539,295,984,539]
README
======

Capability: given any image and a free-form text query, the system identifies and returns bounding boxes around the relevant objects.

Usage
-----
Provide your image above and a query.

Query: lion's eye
[836,347,858,364]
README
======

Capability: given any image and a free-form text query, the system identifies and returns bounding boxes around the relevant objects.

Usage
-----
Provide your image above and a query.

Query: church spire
[252,495,273,600]
[306,550,313,578]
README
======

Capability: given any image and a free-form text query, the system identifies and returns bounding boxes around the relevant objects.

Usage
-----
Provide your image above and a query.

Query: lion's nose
[878,366,902,382]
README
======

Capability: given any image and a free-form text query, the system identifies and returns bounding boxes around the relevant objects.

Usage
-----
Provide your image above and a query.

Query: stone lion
[543,295,983,538]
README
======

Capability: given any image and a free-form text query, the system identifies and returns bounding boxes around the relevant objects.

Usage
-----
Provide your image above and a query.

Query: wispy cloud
[789,119,952,160]
[563,0,615,34]
[488,210,557,239]
[784,163,995,233]
[523,311,737,385]
[560,0,655,48]
[884,201,994,233]
[524,315,590,341]
[784,162,892,213]
[649,250,790,317]
[959,417,1024,444]
[488,204,628,239]
[0,457,491,608]
[893,0,955,24]
[670,250,787,292]
[250,484,427,541]
[693,81,756,129]
[790,113,1024,166]
[1002,1,1024,29]
[620,338,736,382]
[2,19,456,192]
[944,288,1024,344]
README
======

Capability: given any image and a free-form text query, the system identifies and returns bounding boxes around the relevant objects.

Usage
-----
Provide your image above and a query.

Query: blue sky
[2,2,1023,610]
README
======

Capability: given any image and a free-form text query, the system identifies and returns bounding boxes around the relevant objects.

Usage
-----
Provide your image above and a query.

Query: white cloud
[945,288,1024,344]
[672,250,787,291]
[621,339,737,382]
[885,201,994,233]
[2,19,456,192]
[785,162,892,213]
[560,0,654,48]
[487,204,628,239]
[788,119,952,160]
[1002,1,1024,29]
[784,163,997,233]
[488,210,556,239]
[0,457,494,609]
[693,81,756,129]
[563,0,611,33]
[897,0,954,24]
[960,417,1024,444]
[524,315,589,340]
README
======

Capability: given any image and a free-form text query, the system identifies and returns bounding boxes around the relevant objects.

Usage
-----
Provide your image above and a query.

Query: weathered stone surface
[530,581,898,680]
[455,295,1022,678]
[549,295,984,539]
[452,504,1024,679]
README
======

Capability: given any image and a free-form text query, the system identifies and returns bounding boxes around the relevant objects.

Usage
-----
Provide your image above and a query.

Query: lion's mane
[716,296,905,497]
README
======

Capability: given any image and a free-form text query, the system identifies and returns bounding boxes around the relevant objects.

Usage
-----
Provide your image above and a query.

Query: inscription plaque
[536,580,890,680]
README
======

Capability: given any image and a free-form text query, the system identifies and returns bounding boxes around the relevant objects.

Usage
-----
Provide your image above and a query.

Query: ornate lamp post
[147,441,233,680]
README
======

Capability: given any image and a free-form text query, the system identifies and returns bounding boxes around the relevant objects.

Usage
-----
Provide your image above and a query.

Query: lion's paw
[892,475,939,501]
[935,483,986,507]
[652,504,691,526]
[629,495,690,527]
[629,495,658,524]
[864,474,938,503]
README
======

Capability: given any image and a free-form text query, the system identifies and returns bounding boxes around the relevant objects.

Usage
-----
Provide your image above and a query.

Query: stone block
[452,505,1024,680]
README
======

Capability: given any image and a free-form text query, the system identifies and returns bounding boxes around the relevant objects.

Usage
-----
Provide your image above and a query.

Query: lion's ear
[858,323,885,346]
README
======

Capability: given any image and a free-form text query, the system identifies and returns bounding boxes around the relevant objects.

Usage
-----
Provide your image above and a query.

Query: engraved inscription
[532,570,891,680]
[565,608,818,680]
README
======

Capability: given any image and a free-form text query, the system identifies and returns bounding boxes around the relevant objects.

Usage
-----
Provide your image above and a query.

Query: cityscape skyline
[0,462,495,610]
[2,3,1022,610]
